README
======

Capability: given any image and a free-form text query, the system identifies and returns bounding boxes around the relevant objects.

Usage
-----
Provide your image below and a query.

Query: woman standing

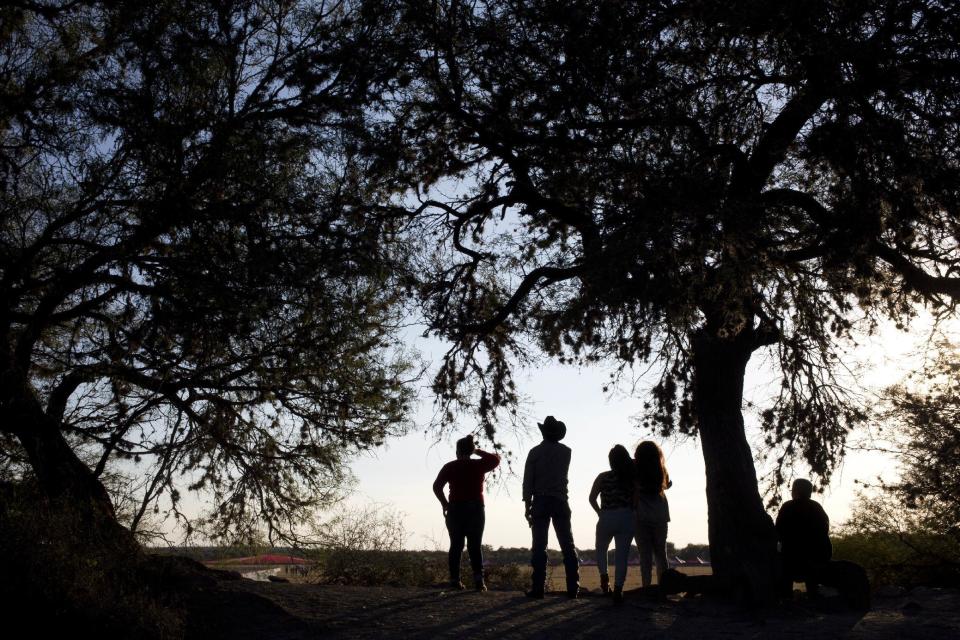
[588,444,636,604]
[634,441,671,590]
[432,434,501,591]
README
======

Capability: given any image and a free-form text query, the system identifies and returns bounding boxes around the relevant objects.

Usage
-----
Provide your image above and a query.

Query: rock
[268,575,290,583]
[901,601,923,616]
[909,586,943,598]
[140,554,242,593]
[875,585,906,598]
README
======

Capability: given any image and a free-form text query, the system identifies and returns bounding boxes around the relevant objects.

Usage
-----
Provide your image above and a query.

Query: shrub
[837,494,960,588]
[307,549,529,590]
[483,563,528,591]
[314,549,447,587]
[834,344,960,589]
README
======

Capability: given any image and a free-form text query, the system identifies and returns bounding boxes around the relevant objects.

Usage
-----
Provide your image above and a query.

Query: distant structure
[674,556,686,564]
[207,554,311,566]
[204,554,313,580]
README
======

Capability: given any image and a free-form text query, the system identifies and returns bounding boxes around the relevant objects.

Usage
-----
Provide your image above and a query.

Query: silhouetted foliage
[0,0,414,545]
[379,0,960,598]
[840,341,960,587]
[880,342,960,535]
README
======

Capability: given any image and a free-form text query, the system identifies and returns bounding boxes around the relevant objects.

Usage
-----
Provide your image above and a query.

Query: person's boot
[599,573,610,595]
[612,584,624,605]
[474,572,487,592]
[566,582,580,599]
[450,579,465,590]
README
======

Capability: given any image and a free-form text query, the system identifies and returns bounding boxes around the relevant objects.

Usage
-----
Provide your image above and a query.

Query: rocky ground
[183,580,960,639]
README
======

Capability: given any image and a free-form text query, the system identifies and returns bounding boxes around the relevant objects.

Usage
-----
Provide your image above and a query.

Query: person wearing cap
[432,434,501,591]
[522,415,580,598]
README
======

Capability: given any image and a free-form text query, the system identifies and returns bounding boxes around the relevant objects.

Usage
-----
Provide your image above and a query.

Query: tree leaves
[387,0,960,483]
[1,0,417,545]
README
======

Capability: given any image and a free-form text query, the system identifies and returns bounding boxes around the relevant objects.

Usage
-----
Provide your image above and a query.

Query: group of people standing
[587,440,671,602]
[433,414,845,606]
[432,415,671,604]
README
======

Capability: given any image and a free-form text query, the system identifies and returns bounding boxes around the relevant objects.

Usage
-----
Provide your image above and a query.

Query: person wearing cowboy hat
[522,415,580,598]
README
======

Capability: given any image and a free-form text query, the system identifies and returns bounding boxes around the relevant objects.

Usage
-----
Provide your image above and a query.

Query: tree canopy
[387,0,960,482]
[4,0,960,603]
[376,0,960,596]
[0,0,414,543]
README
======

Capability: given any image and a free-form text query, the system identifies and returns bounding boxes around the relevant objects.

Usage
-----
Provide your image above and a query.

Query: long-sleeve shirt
[432,450,500,504]
[522,440,571,502]
[775,498,832,563]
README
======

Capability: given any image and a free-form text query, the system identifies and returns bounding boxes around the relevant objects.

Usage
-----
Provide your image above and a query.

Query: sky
[343,318,929,551]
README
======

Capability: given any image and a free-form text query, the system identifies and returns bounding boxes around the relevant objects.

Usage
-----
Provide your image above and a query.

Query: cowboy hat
[538,415,567,441]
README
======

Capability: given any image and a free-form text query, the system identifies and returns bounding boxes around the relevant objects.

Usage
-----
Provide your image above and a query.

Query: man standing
[522,415,580,598]
[775,478,832,598]
[433,434,500,591]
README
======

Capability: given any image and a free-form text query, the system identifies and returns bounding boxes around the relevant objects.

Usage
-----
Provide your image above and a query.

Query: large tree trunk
[1,383,192,638]
[693,327,779,605]
[6,381,135,550]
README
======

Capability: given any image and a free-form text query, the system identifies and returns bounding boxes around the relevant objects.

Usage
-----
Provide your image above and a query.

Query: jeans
[596,507,635,588]
[446,500,485,582]
[636,520,668,587]
[530,495,579,592]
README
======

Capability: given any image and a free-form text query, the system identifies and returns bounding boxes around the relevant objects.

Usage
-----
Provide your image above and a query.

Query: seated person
[775,478,831,598]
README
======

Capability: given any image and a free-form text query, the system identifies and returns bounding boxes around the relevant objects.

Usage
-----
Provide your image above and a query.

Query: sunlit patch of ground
[547,564,712,592]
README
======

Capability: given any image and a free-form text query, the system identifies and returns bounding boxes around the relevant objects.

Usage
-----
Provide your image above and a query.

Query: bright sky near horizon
[343,318,934,551]
[164,313,943,550]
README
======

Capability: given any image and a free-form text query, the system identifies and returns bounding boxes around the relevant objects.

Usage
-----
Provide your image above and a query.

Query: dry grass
[544,565,711,591]
[272,550,712,593]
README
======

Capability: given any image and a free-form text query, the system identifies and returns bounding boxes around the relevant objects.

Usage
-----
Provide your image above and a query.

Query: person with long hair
[634,441,671,589]
[588,444,636,604]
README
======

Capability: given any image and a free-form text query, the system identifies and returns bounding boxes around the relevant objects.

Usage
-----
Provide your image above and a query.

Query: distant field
[542,565,711,592]
[209,554,711,591]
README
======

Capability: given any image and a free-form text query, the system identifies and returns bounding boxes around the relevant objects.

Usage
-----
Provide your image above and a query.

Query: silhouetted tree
[383,0,960,600]
[877,341,960,541]
[1,0,413,547]
[841,343,960,586]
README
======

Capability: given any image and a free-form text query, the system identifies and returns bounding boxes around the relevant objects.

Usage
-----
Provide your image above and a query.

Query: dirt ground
[186,579,960,640]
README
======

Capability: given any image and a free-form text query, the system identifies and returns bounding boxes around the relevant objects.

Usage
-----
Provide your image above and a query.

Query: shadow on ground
[191,581,960,640]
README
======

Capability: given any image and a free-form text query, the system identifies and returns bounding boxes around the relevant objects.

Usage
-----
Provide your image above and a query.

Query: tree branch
[874,241,960,300]
[459,265,582,336]
[737,87,828,194]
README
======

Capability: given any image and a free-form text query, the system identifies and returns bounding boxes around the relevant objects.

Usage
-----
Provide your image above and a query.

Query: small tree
[881,344,960,535]
[842,340,960,586]
[1,0,413,547]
